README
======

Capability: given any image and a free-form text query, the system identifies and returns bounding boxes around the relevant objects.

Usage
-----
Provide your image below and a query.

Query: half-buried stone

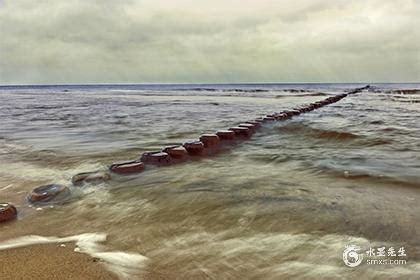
[229,126,252,138]
[274,113,288,120]
[199,134,220,148]
[238,123,257,132]
[281,111,295,118]
[262,116,275,121]
[0,203,17,223]
[72,171,112,186]
[183,141,205,155]
[27,184,71,205]
[216,130,236,141]
[162,146,188,159]
[110,161,145,175]
[140,151,172,165]
[290,110,301,116]
[245,121,261,127]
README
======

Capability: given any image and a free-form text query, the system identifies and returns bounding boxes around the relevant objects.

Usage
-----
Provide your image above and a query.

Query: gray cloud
[0,0,419,84]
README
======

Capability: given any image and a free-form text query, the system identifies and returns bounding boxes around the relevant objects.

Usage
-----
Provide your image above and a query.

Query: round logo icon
[343,245,363,267]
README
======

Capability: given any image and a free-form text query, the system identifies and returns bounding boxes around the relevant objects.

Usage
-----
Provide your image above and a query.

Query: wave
[107,87,323,98]
[0,233,147,279]
[371,88,420,95]
[158,230,419,279]
[373,89,420,103]
[275,92,328,98]
[310,162,420,189]
[390,89,420,95]
[391,98,420,103]
[173,87,271,93]
[277,123,360,141]
[276,123,393,146]
[27,104,67,110]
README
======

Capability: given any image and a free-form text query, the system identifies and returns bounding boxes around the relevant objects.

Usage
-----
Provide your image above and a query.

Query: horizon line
[1,82,419,87]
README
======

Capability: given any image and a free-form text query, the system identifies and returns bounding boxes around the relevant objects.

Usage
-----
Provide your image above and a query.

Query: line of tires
[0,86,369,223]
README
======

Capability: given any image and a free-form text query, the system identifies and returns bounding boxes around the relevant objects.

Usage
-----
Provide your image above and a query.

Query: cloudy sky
[0,0,419,84]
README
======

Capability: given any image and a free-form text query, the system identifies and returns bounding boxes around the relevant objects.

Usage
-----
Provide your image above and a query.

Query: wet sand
[0,243,117,280]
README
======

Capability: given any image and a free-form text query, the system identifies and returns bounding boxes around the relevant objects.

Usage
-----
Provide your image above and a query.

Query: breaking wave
[0,233,147,279]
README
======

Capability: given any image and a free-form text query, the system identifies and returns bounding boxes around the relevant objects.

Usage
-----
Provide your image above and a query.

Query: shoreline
[0,243,117,280]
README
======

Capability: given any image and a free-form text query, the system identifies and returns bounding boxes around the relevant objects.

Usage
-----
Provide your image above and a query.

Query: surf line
[0,86,370,221]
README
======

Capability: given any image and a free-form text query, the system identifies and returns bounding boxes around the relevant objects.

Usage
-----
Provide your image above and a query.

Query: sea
[0,83,419,279]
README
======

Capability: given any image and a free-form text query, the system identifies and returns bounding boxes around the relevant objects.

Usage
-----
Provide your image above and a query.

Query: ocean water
[0,83,419,279]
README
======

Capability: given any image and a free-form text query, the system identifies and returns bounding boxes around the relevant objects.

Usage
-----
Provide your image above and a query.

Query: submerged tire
[199,134,220,148]
[141,151,172,165]
[183,141,204,155]
[0,203,17,223]
[279,111,291,118]
[163,146,188,159]
[238,123,257,132]
[27,184,71,204]
[229,127,252,137]
[245,121,261,127]
[216,130,236,140]
[110,161,145,175]
[262,116,275,121]
[72,171,112,186]
[275,113,288,120]
[290,110,301,116]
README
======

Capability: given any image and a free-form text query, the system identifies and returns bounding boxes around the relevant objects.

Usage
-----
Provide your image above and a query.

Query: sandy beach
[0,243,117,280]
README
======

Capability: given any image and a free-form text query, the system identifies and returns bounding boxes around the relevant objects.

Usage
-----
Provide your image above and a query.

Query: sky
[0,0,419,84]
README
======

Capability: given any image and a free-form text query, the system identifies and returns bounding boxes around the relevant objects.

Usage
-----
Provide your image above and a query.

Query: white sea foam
[0,233,148,279]
[158,231,420,279]
[0,160,106,185]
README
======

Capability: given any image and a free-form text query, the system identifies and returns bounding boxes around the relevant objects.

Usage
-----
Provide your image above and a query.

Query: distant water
[0,83,419,279]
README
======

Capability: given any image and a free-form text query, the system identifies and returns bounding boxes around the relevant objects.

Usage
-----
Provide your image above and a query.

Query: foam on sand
[0,233,148,279]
